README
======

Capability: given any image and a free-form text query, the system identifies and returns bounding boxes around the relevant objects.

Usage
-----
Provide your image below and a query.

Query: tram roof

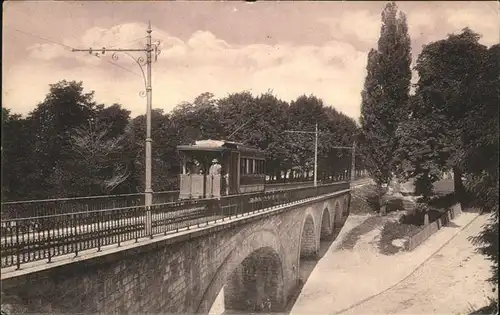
[177,139,264,155]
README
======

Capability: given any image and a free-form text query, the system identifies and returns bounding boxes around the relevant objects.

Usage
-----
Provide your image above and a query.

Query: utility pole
[72,21,161,235]
[314,123,318,187]
[285,126,357,187]
[284,124,319,186]
[351,141,356,182]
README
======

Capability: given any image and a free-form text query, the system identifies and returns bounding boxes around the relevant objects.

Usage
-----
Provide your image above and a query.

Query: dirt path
[340,213,495,315]
[289,212,494,315]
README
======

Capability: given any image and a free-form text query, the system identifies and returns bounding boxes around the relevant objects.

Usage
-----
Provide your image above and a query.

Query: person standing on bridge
[209,159,222,198]
[209,158,221,175]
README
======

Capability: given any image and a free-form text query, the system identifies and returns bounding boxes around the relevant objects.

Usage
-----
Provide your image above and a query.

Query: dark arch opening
[291,214,320,310]
[209,247,284,314]
[334,202,342,229]
[343,196,350,217]
[300,215,317,260]
[320,208,332,240]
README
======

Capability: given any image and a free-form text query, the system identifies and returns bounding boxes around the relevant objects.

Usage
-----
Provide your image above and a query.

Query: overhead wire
[7,25,143,77]
[106,36,146,49]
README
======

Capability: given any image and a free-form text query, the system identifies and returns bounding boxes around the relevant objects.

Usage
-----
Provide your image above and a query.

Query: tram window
[248,159,253,174]
[241,158,247,174]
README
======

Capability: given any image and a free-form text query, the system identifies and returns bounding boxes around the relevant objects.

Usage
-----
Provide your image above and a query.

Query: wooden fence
[405,203,463,251]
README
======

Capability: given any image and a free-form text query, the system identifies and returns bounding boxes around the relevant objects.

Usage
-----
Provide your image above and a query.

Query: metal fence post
[146,206,153,239]
[15,223,21,270]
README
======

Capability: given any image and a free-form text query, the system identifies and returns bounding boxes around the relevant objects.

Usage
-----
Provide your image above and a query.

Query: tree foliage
[394,95,453,199]
[410,28,489,198]
[1,82,360,200]
[465,43,499,288]
[359,2,412,191]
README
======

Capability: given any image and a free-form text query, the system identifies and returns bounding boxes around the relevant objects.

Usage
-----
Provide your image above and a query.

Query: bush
[427,192,458,209]
[399,203,445,226]
[366,193,381,212]
[386,198,405,212]
[366,194,405,214]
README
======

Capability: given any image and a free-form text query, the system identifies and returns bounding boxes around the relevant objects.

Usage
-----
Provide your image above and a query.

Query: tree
[126,109,179,192]
[466,44,499,292]
[404,29,498,292]
[25,80,99,198]
[321,106,359,181]
[359,2,412,211]
[94,103,131,139]
[48,119,130,196]
[412,28,488,199]
[394,96,453,200]
[1,108,37,200]
[285,95,327,177]
[170,92,223,143]
[216,91,291,179]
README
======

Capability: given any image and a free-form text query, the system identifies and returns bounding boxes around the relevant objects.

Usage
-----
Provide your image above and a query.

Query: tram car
[177,139,266,200]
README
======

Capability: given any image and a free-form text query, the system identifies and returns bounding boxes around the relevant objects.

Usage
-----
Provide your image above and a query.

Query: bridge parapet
[1,182,350,271]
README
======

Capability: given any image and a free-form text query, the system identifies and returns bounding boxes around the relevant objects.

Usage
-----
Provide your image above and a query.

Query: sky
[2,1,499,121]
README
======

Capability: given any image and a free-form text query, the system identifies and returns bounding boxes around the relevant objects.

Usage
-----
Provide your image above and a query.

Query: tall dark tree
[218,91,290,179]
[321,106,359,181]
[1,108,36,200]
[394,95,453,200]
[466,43,499,294]
[170,92,223,143]
[286,95,327,177]
[48,120,130,197]
[126,109,179,192]
[26,80,98,198]
[359,1,412,208]
[94,103,131,139]
[398,27,498,295]
[412,28,488,199]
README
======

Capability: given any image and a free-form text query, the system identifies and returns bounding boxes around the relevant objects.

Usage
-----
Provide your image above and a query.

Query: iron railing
[1,182,350,269]
[0,180,343,219]
[0,174,366,220]
[1,191,180,220]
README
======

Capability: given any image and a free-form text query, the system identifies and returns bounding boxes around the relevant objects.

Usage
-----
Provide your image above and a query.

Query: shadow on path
[337,216,385,250]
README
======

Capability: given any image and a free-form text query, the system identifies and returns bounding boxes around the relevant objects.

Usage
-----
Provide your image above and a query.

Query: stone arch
[334,200,343,229]
[320,207,332,240]
[299,214,317,259]
[197,230,287,314]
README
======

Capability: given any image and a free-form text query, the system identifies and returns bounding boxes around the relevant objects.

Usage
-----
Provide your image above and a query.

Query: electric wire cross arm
[71,21,162,236]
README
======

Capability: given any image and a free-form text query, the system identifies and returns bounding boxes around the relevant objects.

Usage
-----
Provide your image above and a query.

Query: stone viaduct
[1,189,351,314]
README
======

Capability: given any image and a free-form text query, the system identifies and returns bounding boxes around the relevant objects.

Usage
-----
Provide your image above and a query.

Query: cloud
[319,10,381,48]
[406,5,499,47]
[7,22,368,121]
[445,7,499,46]
[406,9,437,40]
[4,4,499,123]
